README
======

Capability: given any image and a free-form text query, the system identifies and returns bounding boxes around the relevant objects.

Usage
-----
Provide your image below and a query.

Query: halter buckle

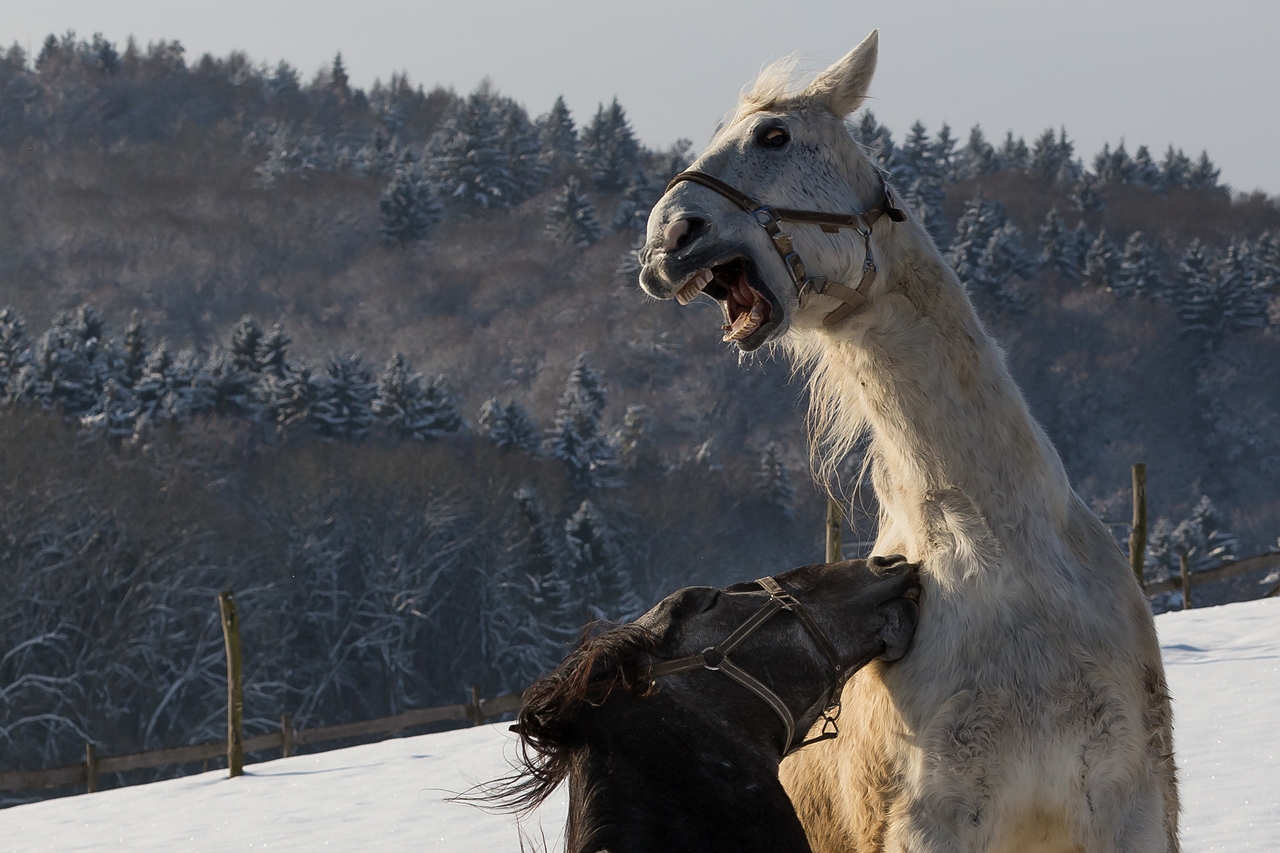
[751,207,781,234]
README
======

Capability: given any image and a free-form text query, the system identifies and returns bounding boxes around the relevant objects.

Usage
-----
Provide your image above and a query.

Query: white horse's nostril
[663,219,691,252]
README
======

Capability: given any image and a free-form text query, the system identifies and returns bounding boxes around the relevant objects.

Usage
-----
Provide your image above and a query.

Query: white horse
[639,30,1177,853]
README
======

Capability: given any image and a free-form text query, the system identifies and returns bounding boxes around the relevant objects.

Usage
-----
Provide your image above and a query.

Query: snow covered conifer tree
[1160,146,1193,189]
[1083,229,1118,289]
[930,122,958,182]
[545,352,619,490]
[117,312,148,389]
[538,95,578,178]
[1070,172,1106,213]
[479,398,540,452]
[1146,496,1237,585]
[995,131,1029,172]
[1039,208,1073,278]
[500,99,547,202]
[851,112,896,171]
[956,124,996,178]
[578,98,640,192]
[1093,140,1137,185]
[972,222,1035,312]
[373,353,465,441]
[1168,238,1213,312]
[203,349,263,419]
[1177,240,1269,349]
[0,307,30,398]
[546,176,601,247]
[1189,151,1222,191]
[946,193,1012,287]
[257,323,291,380]
[379,161,440,246]
[612,170,661,232]
[79,378,140,443]
[229,316,265,373]
[425,84,517,210]
[1111,231,1164,298]
[308,354,376,440]
[757,442,795,519]
[563,499,642,624]
[1131,145,1163,189]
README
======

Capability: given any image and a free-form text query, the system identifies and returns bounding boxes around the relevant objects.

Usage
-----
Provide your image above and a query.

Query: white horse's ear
[802,30,879,117]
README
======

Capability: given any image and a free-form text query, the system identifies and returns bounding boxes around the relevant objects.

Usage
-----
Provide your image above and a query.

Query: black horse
[484,555,920,853]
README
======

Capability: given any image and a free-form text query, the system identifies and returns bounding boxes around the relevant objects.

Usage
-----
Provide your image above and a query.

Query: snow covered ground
[3,597,1277,852]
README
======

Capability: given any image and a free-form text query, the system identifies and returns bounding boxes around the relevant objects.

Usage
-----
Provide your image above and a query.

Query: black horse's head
[484,556,919,852]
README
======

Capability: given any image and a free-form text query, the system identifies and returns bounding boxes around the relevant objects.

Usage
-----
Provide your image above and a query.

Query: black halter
[647,576,847,756]
[663,170,905,327]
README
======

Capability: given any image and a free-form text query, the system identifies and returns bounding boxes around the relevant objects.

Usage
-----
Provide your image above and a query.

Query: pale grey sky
[9,1,1280,192]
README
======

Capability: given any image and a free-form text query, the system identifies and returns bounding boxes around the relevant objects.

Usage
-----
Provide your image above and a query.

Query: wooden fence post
[1129,463,1147,588]
[1179,553,1193,610]
[218,590,244,778]
[281,713,293,758]
[84,742,98,794]
[468,686,483,726]
[825,498,844,564]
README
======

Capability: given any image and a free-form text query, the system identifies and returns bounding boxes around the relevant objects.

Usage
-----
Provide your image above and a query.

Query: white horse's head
[640,31,892,352]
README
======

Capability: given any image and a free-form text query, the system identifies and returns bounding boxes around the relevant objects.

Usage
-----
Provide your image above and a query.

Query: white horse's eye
[755,123,790,149]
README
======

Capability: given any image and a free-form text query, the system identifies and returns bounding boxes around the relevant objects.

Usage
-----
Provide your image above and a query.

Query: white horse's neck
[793,222,1073,574]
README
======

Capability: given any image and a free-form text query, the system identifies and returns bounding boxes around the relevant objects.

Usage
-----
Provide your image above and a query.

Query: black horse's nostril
[663,216,707,252]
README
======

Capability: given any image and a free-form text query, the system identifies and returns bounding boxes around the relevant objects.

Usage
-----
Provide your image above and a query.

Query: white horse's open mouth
[671,258,783,351]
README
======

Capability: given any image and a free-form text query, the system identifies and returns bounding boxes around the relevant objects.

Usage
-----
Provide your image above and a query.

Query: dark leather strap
[646,576,848,756]
[662,169,904,325]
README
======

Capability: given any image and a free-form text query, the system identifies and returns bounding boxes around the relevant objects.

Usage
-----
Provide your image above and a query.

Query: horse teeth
[675,269,712,305]
[722,299,764,342]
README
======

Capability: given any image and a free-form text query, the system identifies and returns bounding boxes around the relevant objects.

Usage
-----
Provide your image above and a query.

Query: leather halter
[647,576,847,756]
[663,170,906,327]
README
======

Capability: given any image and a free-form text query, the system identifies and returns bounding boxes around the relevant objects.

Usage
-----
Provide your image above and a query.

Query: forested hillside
[2,33,1278,801]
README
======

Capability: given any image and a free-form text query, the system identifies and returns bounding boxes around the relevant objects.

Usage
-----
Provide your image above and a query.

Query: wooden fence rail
[0,692,521,794]
[1142,551,1280,596]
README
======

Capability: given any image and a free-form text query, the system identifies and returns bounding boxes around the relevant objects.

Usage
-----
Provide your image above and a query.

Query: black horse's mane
[474,622,662,815]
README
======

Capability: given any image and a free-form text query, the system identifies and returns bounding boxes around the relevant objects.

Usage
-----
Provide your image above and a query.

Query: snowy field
[3,597,1278,852]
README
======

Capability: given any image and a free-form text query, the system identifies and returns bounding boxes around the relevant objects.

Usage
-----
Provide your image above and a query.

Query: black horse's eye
[754,121,790,149]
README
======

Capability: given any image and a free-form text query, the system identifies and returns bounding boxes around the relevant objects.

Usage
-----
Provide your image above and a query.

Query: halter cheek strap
[663,170,905,327]
[647,576,846,757]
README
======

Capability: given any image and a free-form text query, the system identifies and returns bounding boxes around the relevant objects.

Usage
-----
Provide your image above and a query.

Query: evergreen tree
[537,95,578,178]
[1083,229,1117,288]
[946,193,1008,284]
[1029,128,1078,185]
[373,353,466,441]
[897,121,933,187]
[563,499,642,624]
[265,360,320,429]
[1093,140,1137,184]
[1160,146,1193,189]
[1188,151,1222,191]
[1038,208,1075,278]
[545,352,620,490]
[0,306,30,398]
[499,99,547,201]
[202,349,262,419]
[118,312,148,389]
[930,122,959,182]
[1110,231,1163,298]
[478,398,541,452]
[330,53,350,102]
[1070,172,1106,213]
[378,161,440,246]
[578,98,640,192]
[972,222,1035,312]
[1167,238,1213,310]
[903,174,948,249]
[612,170,661,232]
[1131,145,1163,189]
[851,111,895,172]
[995,131,1029,172]
[257,323,291,380]
[757,442,796,519]
[353,130,401,177]
[1146,496,1238,583]
[229,315,265,373]
[956,124,996,178]
[79,378,140,444]
[1176,240,1269,349]
[545,176,601,247]
[425,83,518,210]
[308,354,375,440]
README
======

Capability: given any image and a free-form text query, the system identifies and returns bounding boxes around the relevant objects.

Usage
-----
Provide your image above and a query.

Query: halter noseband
[663,170,906,327]
[647,576,847,756]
